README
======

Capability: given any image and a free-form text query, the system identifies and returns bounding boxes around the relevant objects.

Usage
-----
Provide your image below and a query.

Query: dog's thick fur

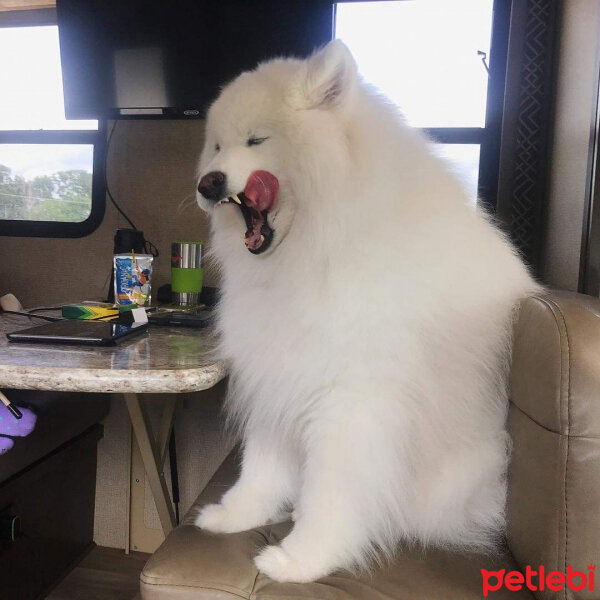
[195,41,540,583]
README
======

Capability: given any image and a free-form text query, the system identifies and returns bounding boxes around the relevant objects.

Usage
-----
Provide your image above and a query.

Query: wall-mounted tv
[57,0,334,120]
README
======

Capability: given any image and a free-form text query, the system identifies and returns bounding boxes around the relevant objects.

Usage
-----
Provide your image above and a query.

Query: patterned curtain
[495,0,560,273]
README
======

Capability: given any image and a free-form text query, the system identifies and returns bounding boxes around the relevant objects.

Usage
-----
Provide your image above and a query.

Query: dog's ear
[295,40,357,110]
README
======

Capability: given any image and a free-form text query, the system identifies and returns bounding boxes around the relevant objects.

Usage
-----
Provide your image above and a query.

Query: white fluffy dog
[195,40,540,583]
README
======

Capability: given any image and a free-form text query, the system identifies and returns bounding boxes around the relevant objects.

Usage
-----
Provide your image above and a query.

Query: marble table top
[0,313,228,394]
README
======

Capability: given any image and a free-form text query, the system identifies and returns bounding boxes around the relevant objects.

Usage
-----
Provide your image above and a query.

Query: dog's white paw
[195,503,233,533]
[254,545,326,583]
[195,503,258,534]
[195,502,277,534]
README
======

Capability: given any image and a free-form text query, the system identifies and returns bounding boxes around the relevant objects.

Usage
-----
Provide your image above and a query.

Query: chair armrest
[507,291,600,599]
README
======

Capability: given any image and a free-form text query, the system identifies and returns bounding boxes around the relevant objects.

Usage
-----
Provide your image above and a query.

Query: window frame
[0,8,106,238]
[477,0,511,213]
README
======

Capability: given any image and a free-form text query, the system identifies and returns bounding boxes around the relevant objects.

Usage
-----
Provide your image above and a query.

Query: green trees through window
[0,164,92,222]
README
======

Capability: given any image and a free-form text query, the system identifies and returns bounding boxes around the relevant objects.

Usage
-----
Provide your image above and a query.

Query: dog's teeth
[231,195,242,205]
[260,235,265,243]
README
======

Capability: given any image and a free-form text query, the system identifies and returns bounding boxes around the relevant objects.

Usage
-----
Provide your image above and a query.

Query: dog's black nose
[198,171,226,201]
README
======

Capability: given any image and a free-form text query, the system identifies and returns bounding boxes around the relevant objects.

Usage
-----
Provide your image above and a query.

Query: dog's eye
[247,136,269,147]
[214,143,220,152]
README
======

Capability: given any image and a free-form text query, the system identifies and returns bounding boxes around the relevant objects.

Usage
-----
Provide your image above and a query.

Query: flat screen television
[56,0,334,120]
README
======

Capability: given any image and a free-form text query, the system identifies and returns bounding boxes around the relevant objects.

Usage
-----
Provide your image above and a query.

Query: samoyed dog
[195,40,540,583]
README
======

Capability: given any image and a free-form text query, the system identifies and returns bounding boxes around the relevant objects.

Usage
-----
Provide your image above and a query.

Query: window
[0,17,105,237]
[335,0,504,205]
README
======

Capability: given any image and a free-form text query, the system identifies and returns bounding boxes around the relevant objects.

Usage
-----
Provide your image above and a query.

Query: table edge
[0,361,229,394]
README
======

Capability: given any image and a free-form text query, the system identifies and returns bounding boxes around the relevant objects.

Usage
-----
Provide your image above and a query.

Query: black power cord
[105,121,138,230]
[104,120,160,302]
[105,121,159,259]
[1,310,62,322]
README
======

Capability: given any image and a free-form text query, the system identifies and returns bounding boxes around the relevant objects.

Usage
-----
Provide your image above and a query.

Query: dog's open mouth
[216,170,279,255]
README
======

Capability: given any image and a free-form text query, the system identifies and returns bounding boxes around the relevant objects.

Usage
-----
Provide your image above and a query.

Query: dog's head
[196,40,358,257]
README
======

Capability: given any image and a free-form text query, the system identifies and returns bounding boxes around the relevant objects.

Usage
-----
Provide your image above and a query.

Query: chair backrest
[507,291,600,600]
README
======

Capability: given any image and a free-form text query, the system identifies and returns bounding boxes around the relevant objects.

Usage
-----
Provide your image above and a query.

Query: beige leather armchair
[140,292,600,600]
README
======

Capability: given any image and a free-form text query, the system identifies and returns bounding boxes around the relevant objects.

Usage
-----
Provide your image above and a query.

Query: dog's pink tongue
[244,170,279,212]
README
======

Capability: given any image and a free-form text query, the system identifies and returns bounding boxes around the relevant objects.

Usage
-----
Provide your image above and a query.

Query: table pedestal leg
[124,394,177,536]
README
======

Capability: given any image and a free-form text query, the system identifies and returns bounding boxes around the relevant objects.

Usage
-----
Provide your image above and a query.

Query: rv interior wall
[542,0,600,291]
[0,119,217,306]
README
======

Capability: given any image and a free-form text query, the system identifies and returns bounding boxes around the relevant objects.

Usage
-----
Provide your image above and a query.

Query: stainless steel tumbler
[171,242,203,306]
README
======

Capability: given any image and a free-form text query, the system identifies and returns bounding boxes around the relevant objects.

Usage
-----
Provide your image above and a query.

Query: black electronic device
[57,0,334,120]
[114,229,146,254]
[7,320,148,346]
[148,309,214,328]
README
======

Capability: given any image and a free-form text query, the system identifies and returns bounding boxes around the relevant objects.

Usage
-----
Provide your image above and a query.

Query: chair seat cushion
[141,451,533,600]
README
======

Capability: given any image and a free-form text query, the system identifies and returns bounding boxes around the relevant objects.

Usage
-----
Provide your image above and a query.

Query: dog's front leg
[254,387,403,582]
[195,429,299,534]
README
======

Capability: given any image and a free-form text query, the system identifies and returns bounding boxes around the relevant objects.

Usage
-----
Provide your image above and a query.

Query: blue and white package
[113,253,153,306]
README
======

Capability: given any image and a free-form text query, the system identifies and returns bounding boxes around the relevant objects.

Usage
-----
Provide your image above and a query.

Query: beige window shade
[0,0,55,10]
